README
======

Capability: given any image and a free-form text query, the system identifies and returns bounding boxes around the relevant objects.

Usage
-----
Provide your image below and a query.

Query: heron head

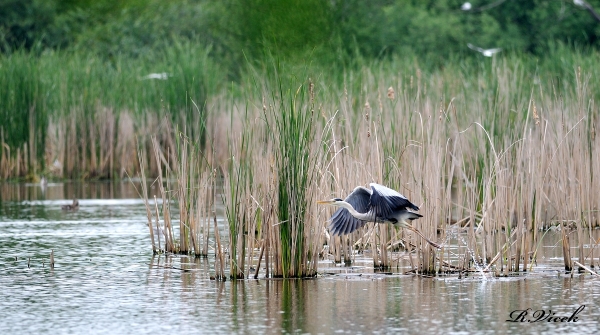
[317,198,344,206]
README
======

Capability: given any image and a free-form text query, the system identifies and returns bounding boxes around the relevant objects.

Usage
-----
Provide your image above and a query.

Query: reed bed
[0,43,221,180]
[4,47,599,277]
[139,55,598,277]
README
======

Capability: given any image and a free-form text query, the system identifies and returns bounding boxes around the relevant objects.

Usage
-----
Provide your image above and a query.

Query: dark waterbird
[317,183,441,249]
[61,199,79,211]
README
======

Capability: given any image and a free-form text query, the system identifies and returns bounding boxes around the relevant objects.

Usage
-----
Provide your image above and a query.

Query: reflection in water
[164,273,599,334]
[1,181,599,334]
[148,254,599,334]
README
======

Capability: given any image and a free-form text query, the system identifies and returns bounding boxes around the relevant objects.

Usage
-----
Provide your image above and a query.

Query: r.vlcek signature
[506,305,585,323]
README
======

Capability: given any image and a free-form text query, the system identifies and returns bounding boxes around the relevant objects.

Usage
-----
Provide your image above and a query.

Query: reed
[0,42,221,180]
[124,50,600,277]
[171,128,215,257]
[135,145,158,254]
[262,65,327,277]
[222,105,252,279]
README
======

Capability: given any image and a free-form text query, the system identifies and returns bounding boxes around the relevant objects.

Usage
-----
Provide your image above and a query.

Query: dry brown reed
[150,137,176,253]
[314,60,598,275]
[135,146,159,254]
[0,105,179,181]
[130,59,599,277]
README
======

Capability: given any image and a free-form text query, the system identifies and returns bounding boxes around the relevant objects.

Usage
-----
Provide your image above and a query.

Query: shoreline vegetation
[2,46,600,278]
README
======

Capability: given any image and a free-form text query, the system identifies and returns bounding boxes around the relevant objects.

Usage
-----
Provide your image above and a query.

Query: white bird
[573,0,600,22]
[461,2,472,11]
[317,183,441,248]
[468,43,502,57]
[52,159,62,170]
[141,73,171,80]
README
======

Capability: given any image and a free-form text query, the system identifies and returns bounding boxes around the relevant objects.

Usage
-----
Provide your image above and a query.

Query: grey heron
[317,183,441,248]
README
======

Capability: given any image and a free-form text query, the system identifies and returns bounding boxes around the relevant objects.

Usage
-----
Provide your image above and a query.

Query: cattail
[387,87,395,100]
[532,99,540,125]
[364,101,371,137]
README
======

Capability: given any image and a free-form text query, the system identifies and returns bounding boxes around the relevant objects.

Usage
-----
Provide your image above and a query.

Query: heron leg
[406,225,441,249]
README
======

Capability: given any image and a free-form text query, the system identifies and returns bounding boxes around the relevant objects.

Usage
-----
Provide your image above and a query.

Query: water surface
[1,181,599,334]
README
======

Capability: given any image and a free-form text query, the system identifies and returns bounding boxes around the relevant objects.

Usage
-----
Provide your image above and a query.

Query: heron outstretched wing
[329,186,371,235]
[368,183,419,219]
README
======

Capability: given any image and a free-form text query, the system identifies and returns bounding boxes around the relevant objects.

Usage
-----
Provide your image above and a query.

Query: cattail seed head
[387,87,395,100]
[532,99,540,125]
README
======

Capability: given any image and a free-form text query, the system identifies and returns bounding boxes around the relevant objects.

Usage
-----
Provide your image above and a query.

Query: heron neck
[340,201,375,221]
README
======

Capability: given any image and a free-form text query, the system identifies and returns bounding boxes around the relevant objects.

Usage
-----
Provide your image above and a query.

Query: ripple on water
[1,182,600,334]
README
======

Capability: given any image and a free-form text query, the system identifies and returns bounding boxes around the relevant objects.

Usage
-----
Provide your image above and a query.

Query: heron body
[318,183,440,248]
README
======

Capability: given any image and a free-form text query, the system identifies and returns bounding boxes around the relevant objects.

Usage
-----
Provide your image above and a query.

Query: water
[1,181,599,334]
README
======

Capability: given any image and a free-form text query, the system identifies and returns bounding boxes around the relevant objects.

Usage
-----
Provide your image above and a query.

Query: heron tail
[404,211,423,221]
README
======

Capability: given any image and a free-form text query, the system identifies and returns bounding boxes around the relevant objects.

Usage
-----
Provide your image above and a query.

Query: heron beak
[317,200,334,205]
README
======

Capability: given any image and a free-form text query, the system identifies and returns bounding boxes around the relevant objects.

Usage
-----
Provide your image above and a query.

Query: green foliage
[3,0,600,71]
[0,41,222,172]
[0,0,56,52]
[2,0,600,179]
[252,0,332,52]
[0,51,46,166]
[71,1,208,59]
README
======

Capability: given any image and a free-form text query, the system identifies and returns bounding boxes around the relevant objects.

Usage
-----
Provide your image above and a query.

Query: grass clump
[264,63,325,278]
